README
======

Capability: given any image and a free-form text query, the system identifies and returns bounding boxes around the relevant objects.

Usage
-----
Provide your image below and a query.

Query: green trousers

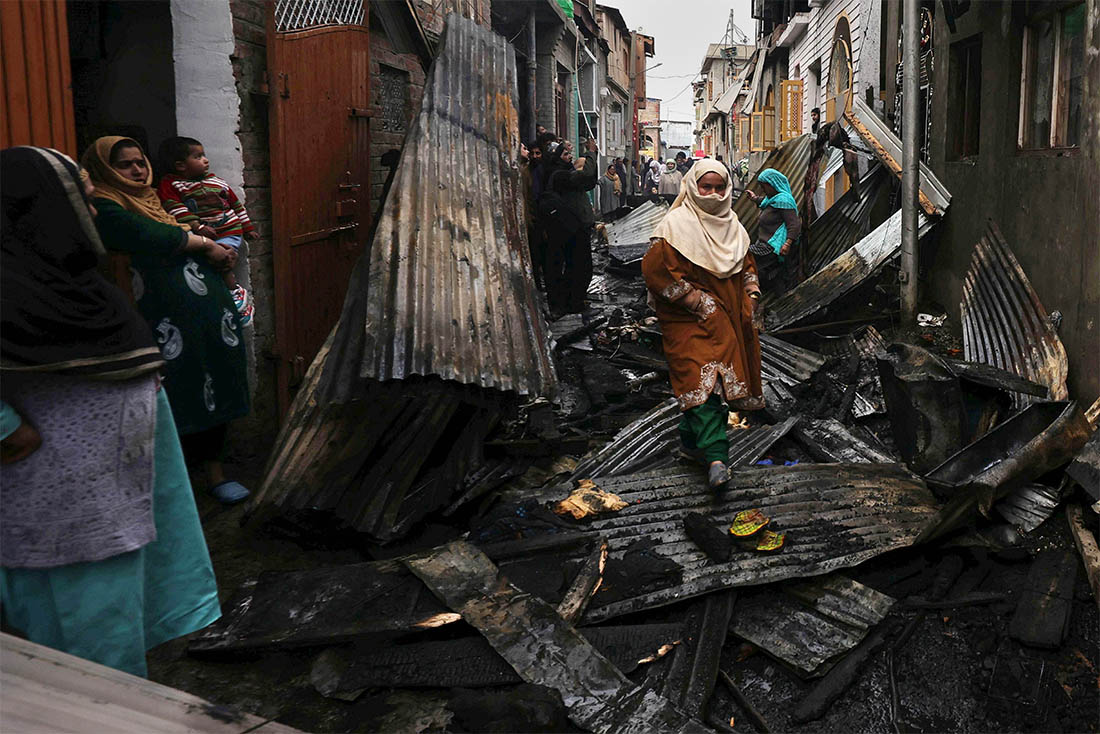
[679,395,729,464]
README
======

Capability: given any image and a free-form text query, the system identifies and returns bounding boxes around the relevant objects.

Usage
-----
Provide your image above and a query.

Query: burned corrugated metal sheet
[245,16,557,540]
[995,483,1062,533]
[845,96,951,217]
[361,14,556,395]
[733,135,815,237]
[921,400,1090,542]
[763,208,934,331]
[960,222,1068,409]
[759,334,826,387]
[546,463,939,622]
[731,575,895,676]
[793,418,895,463]
[405,541,709,734]
[568,398,799,482]
[606,200,670,264]
[804,165,888,275]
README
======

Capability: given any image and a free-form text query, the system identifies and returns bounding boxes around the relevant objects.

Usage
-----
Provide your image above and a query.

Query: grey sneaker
[708,462,730,490]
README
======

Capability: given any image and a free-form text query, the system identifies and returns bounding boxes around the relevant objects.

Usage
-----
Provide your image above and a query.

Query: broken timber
[844,95,951,217]
[404,541,708,734]
[310,624,684,693]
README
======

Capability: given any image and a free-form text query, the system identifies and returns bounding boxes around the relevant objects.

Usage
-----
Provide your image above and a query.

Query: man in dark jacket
[539,137,598,314]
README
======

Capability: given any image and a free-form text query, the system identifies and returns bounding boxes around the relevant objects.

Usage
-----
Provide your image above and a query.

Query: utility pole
[900,0,920,322]
[627,30,637,195]
[526,9,537,142]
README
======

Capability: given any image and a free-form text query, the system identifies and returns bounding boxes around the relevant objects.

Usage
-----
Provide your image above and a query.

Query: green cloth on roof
[92,199,249,436]
[557,0,574,18]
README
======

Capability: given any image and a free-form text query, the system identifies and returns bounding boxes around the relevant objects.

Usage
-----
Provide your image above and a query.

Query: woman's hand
[196,225,219,240]
[744,190,759,202]
[1,421,42,465]
[203,240,232,267]
[680,289,702,313]
[780,240,791,256]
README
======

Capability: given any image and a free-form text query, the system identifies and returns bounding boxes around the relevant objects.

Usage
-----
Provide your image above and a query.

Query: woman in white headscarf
[642,159,763,489]
[658,159,683,200]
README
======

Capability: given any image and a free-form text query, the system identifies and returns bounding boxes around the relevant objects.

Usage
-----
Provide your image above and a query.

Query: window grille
[275,0,365,32]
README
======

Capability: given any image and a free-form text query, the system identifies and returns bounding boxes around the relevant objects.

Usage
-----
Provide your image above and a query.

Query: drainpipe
[527,9,537,141]
[900,0,920,322]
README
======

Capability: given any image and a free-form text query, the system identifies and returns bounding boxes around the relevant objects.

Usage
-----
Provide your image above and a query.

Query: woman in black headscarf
[0,146,221,677]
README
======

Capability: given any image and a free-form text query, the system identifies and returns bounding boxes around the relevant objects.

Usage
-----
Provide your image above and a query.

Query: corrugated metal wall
[361,13,557,397]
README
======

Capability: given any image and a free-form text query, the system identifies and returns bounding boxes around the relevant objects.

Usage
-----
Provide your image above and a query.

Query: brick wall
[228,0,279,444]
[367,27,427,217]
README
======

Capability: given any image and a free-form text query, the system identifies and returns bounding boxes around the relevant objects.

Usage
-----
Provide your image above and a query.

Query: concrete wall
[170,0,259,397]
[886,0,1099,403]
[227,0,279,443]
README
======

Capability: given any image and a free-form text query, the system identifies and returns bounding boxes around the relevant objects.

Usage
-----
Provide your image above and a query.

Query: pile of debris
[204,15,1099,733]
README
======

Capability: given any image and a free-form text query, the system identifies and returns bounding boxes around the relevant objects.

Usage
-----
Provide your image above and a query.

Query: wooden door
[1,0,77,154]
[268,0,371,414]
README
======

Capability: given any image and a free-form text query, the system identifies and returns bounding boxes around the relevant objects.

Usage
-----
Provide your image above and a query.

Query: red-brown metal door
[1,0,78,154]
[268,0,371,414]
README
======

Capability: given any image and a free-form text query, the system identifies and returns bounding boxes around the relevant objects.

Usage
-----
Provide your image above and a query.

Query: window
[779,79,804,142]
[1019,2,1084,149]
[947,35,981,159]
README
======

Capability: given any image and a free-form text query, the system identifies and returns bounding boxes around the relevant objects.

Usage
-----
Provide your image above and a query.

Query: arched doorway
[827,17,853,122]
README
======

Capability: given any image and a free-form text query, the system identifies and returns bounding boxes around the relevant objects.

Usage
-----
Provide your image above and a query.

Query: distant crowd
[518,124,752,317]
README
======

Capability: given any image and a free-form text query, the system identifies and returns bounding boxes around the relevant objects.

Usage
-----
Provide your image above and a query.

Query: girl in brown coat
[642,160,763,489]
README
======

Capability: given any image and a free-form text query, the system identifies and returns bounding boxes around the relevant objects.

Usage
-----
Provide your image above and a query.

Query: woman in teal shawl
[745,168,801,295]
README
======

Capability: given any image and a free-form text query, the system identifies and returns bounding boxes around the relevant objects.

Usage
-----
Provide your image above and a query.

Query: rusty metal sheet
[845,96,951,216]
[1066,431,1100,502]
[535,463,938,622]
[606,199,670,264]
[960,222,1068,409]
[404,541,708,734]
[804,165,888,275]
[568,399,799,482]
[995,483,1062,533]
[360,14,556,396]
[733,134,815,237]
[731,575,896,677]
[763,208,934,331]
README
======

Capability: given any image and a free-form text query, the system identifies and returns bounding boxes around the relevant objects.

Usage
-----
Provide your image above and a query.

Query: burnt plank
[317,623,685,692]
[405,541,707,734]
[1009,548,1079,648]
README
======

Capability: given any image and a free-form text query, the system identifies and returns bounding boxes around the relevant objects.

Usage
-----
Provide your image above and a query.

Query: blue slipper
[210,480,250,505]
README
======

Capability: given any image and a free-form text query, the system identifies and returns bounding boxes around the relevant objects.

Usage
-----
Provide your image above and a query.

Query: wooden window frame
[1017,1,1084,151]
[947,34,982,160]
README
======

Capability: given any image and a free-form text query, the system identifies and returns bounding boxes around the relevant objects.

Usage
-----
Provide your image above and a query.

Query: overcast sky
[614,1,756,122]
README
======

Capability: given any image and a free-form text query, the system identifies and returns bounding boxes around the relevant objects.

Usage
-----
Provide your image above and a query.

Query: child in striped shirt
[157,137,255,325]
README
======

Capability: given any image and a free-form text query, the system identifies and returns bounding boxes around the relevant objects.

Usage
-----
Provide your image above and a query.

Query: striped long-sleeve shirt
[157,173,254,239]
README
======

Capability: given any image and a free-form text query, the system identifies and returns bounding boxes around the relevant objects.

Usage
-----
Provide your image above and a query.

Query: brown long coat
[642,238,763,411]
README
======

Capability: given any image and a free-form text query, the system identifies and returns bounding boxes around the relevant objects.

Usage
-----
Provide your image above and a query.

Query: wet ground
[145,424,1099,734]
[145,248,1098,733]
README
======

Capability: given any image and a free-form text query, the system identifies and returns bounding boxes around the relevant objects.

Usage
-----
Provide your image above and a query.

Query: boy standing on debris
[642,160,763,490]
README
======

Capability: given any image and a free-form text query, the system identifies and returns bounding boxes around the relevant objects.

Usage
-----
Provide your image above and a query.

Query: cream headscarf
[652,158,750,277]
[81,136,189,231]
